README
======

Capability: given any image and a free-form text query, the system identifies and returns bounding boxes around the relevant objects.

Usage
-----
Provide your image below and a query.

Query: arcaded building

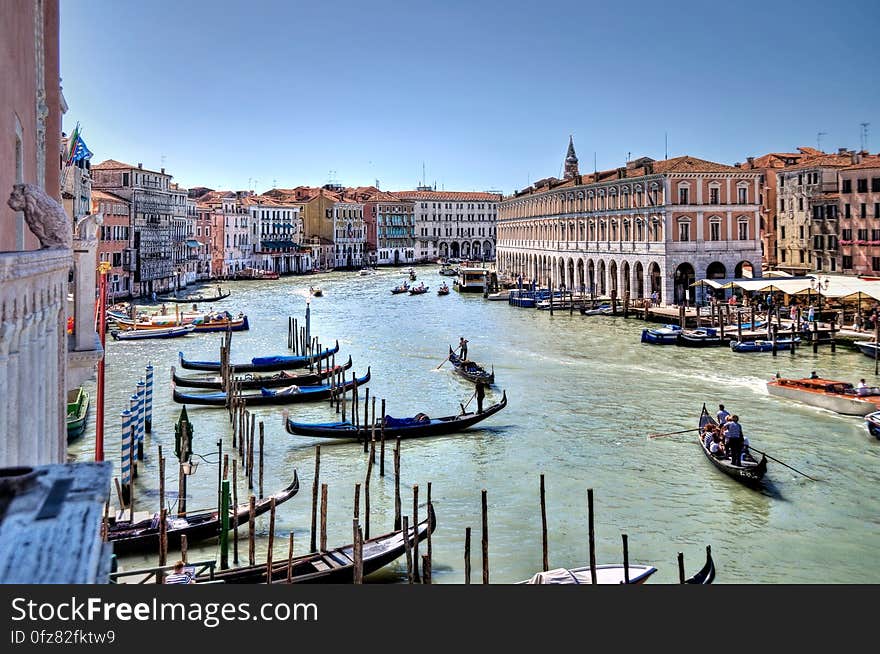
[496,139,764,305]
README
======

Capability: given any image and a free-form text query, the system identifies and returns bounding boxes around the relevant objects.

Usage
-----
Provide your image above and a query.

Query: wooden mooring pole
[540,473,549,571]
[481,489,489,584]
[588,488,597,585]
[310,445,320,552]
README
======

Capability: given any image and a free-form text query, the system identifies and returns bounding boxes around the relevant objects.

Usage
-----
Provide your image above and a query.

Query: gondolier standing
[723,415,744,466]
[459,336,469,361]
[475,380,486,413]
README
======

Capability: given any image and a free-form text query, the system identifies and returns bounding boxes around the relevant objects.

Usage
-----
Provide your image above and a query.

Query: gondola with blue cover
[448,346,494,384]
[641,324,681,345]
[729,337,800,352]
[178,340,340,372]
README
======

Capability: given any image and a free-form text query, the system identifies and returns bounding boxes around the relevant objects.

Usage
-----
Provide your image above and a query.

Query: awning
[186,239,200,247]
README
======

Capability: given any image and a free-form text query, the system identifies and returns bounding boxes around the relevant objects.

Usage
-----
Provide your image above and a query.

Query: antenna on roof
[664,132,668,160]
[376,179,380,189]
[421,161,426,187]
[860,122,870,151]
[273,178,277,189]
[594,152,597,174]
[161,154,166,168]
[817,131,828,152]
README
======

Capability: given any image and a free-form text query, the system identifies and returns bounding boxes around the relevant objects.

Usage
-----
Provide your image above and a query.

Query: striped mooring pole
[120,409,132,503]
[136,379,146,460]
[129,395,139,476]
[144,364,154,433]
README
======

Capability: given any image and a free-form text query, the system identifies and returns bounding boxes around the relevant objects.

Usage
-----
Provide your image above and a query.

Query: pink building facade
[838,160,880,275]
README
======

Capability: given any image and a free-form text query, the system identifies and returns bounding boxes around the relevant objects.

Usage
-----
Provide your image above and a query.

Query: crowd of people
[702,404,751,466]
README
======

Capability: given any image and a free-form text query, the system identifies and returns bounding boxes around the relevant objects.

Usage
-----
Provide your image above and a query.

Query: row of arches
[498,215,665,245]
[438,240,494,259]
[506,183,664,219]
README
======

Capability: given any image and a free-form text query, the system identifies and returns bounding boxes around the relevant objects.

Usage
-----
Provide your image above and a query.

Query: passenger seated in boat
[709,433,725,458]
[857,379,869,395]
[702,424,716,448]
[413,413,430,423]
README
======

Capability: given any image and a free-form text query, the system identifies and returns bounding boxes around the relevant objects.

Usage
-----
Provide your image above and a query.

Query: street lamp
[810,275,831,318]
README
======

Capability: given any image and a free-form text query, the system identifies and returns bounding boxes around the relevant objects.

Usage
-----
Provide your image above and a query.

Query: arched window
[650,183,660,206]
[623,219,630,242]
[708,182,721,205]
[634,185,643,208]
[635,218,644,241]
[737,216,750,240]
[608,189,618,210]
[708,216,722,241]
[610,219,618,241]
[737,182,749,205]
[621,188,630,209]
[677,182,691,205]
[599,220,607,241]
[677,216,691,242]
[589,220,596,241]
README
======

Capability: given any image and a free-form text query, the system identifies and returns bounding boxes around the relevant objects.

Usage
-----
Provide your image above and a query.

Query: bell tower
[564,135,579,179]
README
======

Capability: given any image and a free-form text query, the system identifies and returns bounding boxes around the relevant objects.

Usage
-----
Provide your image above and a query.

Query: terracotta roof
[91,159,135,170]
[90,189,129,204]
[652,155,746,174]
[392,190,502,201]
[784,153,871,171]
[842,157,880,171]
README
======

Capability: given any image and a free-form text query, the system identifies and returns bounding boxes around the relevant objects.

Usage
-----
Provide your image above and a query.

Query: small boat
[677,327,723,347]
[738,320,766,330]
[111,324,195,340]
[108,473,299,554]
[310,286,324,297]
[520,564,657,585]
[448,346,494,384]
[190,312,249,333]
[409,284,429,295]
[864,411,880,439]
[173,369,371,407]
[108,310,207,329]
[437,284,450,296]
[766,376,880,416]
[286,391,507,439]
[684,546,716,584]
[233,268,279,280]
[390,282,410,294]
[179,340,340,372]
[580,304,610,316]
[200,503,436,584]
[358,268,376,276]
[640,324,682,345]
[729,338,800,352]
[439,265,458,277]
[159,288,231,303]
[698,405,767,487]
[409,271,417,281]
[855,341,880,359]
[171,356,353,390]
[486,290,510,301]
[66,386,90,442]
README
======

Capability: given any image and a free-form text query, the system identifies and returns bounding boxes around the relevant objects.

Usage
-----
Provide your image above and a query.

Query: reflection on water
[70,266,880,583]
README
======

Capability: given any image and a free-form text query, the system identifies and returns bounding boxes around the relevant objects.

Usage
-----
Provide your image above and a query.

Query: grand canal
[70,266,880,583]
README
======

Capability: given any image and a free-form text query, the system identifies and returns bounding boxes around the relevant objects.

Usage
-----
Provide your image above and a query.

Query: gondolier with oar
[459,336,469,361]
[723,415,744,466]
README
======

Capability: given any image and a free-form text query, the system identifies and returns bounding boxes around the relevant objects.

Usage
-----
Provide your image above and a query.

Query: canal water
[70,266,880,583]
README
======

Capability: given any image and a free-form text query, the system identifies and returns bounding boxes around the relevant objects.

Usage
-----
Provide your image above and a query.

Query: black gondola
[107,472,299,554]
[178,340,339,372]
[171,356,353,389]
[448,345,494,384]
[285,390,508,439]
[684,546,716,584]
[200,503,436,584]
[173,369,370,407]
[698,404,767,487]
[159,289,231,303]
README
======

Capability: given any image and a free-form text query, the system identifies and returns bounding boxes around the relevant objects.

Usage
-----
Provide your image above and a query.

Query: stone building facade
[838,159,880,275]
[92,189,132,300]
[497,141,763,305]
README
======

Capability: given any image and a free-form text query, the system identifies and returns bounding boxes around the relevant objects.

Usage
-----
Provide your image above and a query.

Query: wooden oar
[435,353,451,370]
[747,446,819,482]
[648,428,699,439]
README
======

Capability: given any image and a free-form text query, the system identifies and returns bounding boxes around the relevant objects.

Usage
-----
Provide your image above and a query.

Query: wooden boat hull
[408,288,429,295]
[204,503,436,584]
[173,370,370,407]
[730,338,799,352]
[520,564,657,584]
[159,290,231,303]
[641,326,681,344]
[685,546,716,584]
[172,356,353,389]
[191,315,249,332]
[677,329,723,347]
[286,391,507,439]
[448,346,494,384]
[865,411,880,439]
[66,387,90,442]
[580,305,610,315]
[111,325,194,340]
[179,340,340,372]
[766,380,879,416]
[108,473,299,554]
[855,341,880,359]
[698,405,767,487]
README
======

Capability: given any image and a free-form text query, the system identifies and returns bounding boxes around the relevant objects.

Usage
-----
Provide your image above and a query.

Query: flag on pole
[71,136,93,162]
[64,122,81,166]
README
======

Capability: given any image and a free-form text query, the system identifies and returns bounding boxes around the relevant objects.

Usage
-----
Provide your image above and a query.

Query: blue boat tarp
[383,414,431,428]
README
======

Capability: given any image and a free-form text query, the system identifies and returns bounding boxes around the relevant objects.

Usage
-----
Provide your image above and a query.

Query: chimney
[161,167,165,174]
[853,151,862,165]
[747,156,755,166]
[838,147,847,155]
[137,163,143,169]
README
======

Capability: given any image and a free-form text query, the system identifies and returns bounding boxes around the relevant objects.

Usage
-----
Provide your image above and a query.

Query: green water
[70,265,880,583]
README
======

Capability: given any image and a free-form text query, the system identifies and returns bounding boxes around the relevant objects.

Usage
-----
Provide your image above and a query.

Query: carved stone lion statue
[7,183,72,250]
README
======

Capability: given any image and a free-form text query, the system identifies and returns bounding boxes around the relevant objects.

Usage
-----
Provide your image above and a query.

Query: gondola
[437,284,450,295]
[285,390,508,439]
[677,327,723,347]
[698,404,767,487]
[409,285,429,295]
[641,324,681,344]
[864,411,880,440]
[179,340,340,372]
[310,286,323,297]
[580,304,610,316]
[66,386,90,442]
[729,337,800,352]
[520,564,657,584]
[107,472,299,554]
[171,356,353,389]
[200,503,436,584]
[855,341,880,359]
[111,324,195,340]
[173,369,370,407]
[684,545,716,584]
[190,312,249,333]
[448,346,494,384]
[390,283,410,294]
[159,289,231,303]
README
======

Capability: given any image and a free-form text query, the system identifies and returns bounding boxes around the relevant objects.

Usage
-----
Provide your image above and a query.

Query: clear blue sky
[60,0,880,195]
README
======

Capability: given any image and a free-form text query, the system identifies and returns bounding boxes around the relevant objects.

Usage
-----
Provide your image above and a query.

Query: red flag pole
[95,262,110,462]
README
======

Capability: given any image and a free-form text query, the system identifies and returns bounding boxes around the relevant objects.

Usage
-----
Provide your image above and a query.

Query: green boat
[66,386,91,442]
